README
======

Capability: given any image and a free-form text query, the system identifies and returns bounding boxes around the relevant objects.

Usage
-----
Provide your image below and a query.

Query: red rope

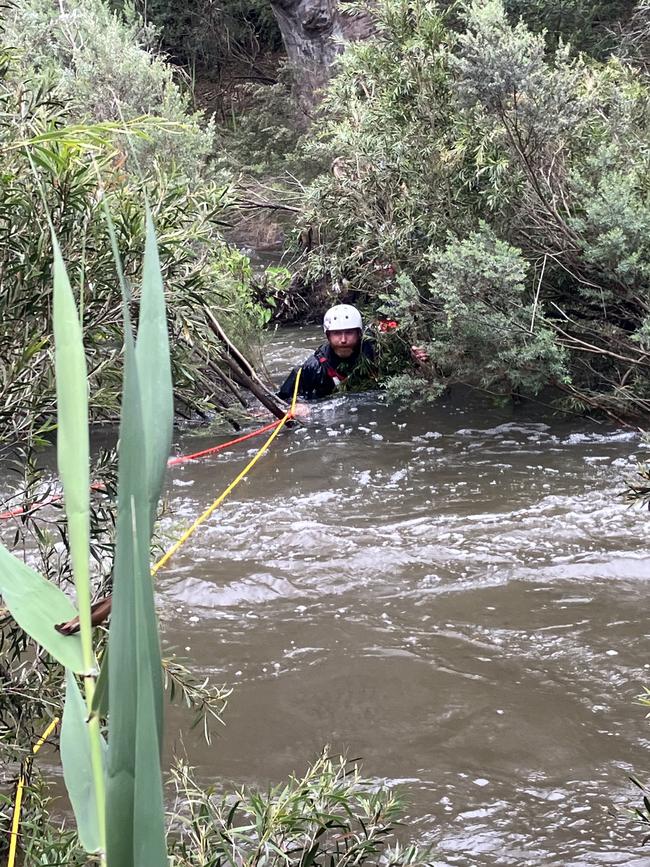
[0,495,62,520]
[166,419,285,467]
[0,419,290,520]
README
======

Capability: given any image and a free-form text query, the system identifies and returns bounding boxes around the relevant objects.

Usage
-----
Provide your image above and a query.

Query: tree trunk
[270,0,373,106]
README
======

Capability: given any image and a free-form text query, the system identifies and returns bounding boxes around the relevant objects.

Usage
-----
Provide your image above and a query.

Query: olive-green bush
[3,0,215,178]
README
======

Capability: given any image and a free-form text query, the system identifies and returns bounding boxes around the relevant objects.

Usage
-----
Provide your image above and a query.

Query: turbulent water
[158,328,649,866]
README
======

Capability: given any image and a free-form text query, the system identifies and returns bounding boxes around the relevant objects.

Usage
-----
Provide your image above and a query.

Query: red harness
[318,355,347,386]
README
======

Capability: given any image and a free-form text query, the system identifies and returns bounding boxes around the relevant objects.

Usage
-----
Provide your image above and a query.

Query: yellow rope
[152,368,302,575]
[31,717,60,755]
[8,716,60,867]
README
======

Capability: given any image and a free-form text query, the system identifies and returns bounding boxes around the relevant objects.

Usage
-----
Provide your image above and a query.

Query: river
[158,327,649,866]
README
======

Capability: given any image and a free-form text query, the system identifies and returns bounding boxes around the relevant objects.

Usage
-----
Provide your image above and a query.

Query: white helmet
[323,304,362,333]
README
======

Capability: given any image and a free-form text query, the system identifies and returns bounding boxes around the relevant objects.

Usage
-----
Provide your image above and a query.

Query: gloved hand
[290,402,311,420]
[410,345,429,365]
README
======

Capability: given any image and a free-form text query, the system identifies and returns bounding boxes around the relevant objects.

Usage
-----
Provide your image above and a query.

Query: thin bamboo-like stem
[72,545,107,857]
[84,677,107,862]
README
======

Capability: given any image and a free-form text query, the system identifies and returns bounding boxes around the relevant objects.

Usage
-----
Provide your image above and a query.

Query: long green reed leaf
[132,205,173,754]
[105,201,169,867]
[52,232,94,672]
[9,117,183,152]
[52,229,106,855]
[0,545,85,672]
[131,496,167,867]
[135,205,174,533]
[106,315,167,867]
[61,669,107,853]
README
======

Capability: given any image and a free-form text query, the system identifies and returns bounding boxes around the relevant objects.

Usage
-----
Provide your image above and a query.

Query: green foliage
[0,47,268,448]
[3,0,214,178]
[114,0,282,70]
[61,670,107,852]
[299,0,462,304]
[0,442,228,763]
[503,0,636,57]
[104,208,170,866]
[0,3,246,840]
[169,751,432,866]
[0,546,85,671]
[215,63,323,179]
[52,228,98,684]
[381,371,445,403]
[0,219,172,864]
[0,444,118,761]
[569,131,650,291]
[0,0,281,442]
[427,227,567,392]
[0,772,90,866]
[0,752,430,865]
[299,0,650,420]
[617,1,650,73]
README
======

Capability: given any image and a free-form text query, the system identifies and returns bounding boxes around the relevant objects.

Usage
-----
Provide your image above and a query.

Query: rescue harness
[318,354,348,387]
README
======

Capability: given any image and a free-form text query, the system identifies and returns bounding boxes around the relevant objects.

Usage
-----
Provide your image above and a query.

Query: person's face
[327,328,361,359]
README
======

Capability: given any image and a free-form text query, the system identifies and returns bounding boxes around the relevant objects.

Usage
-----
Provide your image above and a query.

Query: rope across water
[153,369,301,574]
[0,391,298,521]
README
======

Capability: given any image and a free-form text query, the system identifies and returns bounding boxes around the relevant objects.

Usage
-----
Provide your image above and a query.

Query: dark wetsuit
[278,338,376,401]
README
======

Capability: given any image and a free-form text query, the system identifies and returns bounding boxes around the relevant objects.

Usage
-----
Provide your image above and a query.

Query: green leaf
[133,503,167,867]
[61,670,107,853]
[52,232,94,672]
[0,544,85,673]
[106,323,167,867]
[135,206,174,532]
[105,205,169,867]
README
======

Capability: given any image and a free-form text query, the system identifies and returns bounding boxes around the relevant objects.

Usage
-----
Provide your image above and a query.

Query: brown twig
[203,308,288,419]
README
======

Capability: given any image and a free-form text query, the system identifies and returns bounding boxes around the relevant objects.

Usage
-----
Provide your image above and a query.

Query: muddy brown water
[150,329,650,866]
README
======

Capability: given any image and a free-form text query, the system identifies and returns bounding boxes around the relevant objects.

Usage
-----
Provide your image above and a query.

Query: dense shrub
[0,40,270,448]
[1,753,431,864]
[504,0,636,56]
[299,0,650,422]
[214,64,316,178]
[170,752,431,866]
[3,0,215,178]
[112,0,283,70]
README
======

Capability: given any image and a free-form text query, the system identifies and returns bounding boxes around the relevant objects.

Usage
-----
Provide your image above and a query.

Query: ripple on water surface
[160,387,649,866]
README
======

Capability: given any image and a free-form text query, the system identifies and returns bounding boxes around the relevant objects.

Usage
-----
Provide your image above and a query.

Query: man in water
[278,303,429,405]
[278,304,376,402]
